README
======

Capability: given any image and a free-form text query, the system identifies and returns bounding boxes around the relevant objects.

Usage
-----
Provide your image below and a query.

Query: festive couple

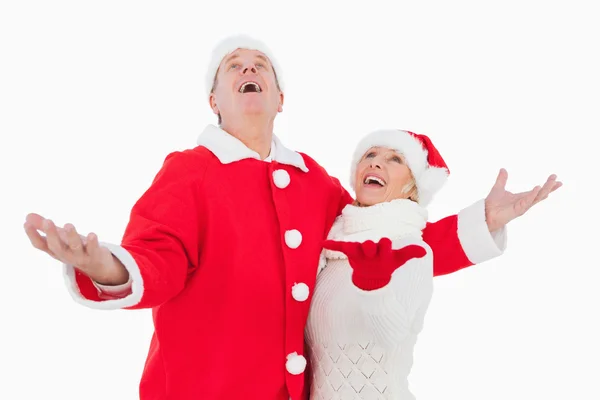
[24,35,561,400]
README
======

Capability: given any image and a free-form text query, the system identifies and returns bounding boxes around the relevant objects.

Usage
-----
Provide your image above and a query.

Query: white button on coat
[286,352,307,375]
[273,169,290,189]
[285,230,302,249]
[292,282,309,302]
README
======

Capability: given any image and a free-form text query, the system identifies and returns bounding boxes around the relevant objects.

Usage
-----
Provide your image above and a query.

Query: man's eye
[365,152,376,158]
[391,156,402,163]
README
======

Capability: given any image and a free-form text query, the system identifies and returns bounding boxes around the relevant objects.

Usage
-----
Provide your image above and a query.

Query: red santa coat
[62,125,506,400]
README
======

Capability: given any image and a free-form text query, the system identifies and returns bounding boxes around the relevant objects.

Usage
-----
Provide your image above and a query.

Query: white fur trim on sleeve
[62,242,144,310]
[457,199,507,264]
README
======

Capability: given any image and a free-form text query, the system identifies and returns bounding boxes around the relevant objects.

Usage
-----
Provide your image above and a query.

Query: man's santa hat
[350,129,450,207]
[205,34,284,96]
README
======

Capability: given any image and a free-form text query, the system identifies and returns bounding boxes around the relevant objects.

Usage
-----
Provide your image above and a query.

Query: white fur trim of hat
[349,129,450,207]
[205,34,284,96]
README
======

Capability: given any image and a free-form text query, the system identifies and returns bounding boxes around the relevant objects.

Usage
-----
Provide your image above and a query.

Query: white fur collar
[196,124,309,172]
[323,199,428,261]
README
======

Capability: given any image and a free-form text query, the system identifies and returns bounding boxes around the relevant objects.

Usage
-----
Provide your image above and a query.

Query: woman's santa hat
[205,34,284,96]
[350,129,450,206]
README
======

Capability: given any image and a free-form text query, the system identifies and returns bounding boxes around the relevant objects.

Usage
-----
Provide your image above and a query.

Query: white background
[1,1,598,399]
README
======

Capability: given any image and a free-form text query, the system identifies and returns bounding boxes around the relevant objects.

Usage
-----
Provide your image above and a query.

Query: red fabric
[72,147,474,399]
[423,215,474,276]
[323,238,426,290]
[336,195,473,278]
[74,148,342,400]
[407,130,450,173]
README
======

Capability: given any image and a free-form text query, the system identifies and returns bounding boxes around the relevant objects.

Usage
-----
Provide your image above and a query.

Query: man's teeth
[239,82,261,93]
[364,176,385,186]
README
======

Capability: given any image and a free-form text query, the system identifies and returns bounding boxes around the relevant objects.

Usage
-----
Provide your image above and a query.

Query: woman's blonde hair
[402,178,419,203]
[398,153,419,203]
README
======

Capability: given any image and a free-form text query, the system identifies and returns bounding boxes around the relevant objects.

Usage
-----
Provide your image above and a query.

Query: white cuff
[457,199,507,264]
[62,242,144,310]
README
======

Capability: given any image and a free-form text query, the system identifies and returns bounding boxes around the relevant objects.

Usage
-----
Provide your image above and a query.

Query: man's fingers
[24,222,53,256]
[65,223,86,259]
[44,219,68,260]
[57,226,69,244]
[24,222,60,260]
[86,232,101,260]
[25,213,46,230]
[24,222,47,250]
[24,214,94,266]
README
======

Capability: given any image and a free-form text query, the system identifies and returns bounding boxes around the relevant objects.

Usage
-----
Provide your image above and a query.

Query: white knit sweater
[305,199,434,400]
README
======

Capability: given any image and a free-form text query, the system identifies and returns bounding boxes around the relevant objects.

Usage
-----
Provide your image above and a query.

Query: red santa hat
[205,34,284,96]
[349,129,450,206]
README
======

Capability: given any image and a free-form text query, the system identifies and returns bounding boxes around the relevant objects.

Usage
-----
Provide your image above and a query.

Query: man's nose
[241,63,257,74]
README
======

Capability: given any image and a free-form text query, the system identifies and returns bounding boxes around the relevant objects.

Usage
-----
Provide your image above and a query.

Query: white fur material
[197,124,309,172]
[272,169,290,188]
[457,199,507,263]
[350,129,449,206]
[284,229,302,249]
[62,242,144,310]
[205,34,284,96]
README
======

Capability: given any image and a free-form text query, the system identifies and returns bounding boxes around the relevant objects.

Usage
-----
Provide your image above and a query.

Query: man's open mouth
[239,81,262,93]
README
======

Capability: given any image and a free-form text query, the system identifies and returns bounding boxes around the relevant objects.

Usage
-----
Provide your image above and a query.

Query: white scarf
[321,198,428,266]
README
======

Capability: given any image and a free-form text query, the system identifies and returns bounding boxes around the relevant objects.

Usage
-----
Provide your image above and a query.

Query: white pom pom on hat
[205,34,284,96]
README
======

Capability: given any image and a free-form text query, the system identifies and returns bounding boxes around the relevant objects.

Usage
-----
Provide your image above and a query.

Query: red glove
[323,238,427,291]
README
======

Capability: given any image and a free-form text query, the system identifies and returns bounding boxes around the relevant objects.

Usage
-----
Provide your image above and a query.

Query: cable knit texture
[306,199,433,400]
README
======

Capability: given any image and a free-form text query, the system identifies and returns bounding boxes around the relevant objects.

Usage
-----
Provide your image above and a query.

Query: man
[24,35,561,399]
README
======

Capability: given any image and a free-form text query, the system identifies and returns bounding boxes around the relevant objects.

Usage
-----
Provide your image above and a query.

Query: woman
[305,129,453,399]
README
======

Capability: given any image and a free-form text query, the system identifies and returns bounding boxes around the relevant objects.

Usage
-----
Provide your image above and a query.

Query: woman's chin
[355,194,382,207]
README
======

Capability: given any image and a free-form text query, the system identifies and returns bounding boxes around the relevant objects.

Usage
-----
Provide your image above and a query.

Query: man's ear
[278,91,284,113]
[209,92,219,115]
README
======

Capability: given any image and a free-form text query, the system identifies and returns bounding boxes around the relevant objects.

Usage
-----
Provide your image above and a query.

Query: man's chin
[239,106,276,119]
